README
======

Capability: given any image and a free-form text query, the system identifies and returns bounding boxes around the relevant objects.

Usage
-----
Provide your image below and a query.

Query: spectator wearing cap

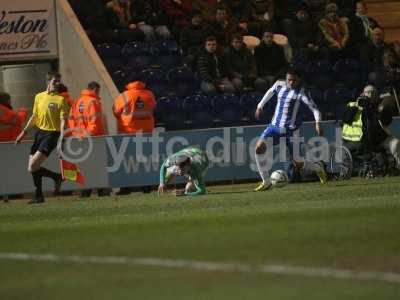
[318,2,351,61]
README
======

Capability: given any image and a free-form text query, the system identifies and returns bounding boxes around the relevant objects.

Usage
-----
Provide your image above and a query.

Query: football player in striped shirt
[254,68,327,191]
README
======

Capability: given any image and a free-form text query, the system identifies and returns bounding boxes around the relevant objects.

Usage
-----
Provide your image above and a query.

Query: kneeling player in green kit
[158,147,209,196]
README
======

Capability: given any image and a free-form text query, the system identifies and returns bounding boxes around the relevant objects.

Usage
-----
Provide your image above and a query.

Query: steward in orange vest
[113,81,156,134]
[69,81,105,137]
[0,92,27,142]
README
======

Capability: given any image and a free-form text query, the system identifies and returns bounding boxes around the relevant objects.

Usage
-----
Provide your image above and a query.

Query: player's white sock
[302,160,323,173]
[255,153,270,184]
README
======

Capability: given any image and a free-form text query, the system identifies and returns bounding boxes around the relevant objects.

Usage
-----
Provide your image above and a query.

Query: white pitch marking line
[1,252,400,284]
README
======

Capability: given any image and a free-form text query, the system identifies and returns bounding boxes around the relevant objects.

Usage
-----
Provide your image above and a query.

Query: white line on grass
[1,252,399,284]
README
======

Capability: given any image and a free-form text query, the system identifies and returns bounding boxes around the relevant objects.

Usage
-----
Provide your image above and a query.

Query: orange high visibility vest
[69,89,105,137]
[0,104,28,142]
[0,104,27,142]
[113,81,156,134]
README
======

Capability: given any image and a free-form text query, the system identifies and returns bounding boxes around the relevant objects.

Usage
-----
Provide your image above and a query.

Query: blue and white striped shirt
[257,80,321,130]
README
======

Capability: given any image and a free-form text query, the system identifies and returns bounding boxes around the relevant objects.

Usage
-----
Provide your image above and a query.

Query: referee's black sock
[32,170,43,196]
[40,167,60,181]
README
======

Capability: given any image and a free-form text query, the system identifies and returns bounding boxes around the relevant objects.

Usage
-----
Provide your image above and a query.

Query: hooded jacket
[113,81,156,133]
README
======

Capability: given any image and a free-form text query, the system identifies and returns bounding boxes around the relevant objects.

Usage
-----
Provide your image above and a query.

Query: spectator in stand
[196,36,236,96]
[180,10,208,67]
[371,49,400,89]
[287,4,321,63]
[254,28,287,91]
[0,92,28,142]
[318,2,351,61]
[69,81,110,198]
[248,0,276,37]
[160,0,192,36]
[224,0,252,35]
[130,0,172,42]
[192,0,219,22]
[206,4,239,48]
[361,27,390,86]
[73,0,146,44]
[348,0,379,54]
[113,81,156,195]
[224,33,258,92]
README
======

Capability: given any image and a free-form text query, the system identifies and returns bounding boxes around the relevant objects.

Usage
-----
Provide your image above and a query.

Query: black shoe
[116,187,132,195]
[28,195,45,204]
[79,189,92,198]
[97,188,111,197]
[53,175,64,196]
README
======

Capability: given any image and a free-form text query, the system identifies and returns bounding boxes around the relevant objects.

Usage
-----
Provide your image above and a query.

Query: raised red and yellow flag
[60,159,85,185]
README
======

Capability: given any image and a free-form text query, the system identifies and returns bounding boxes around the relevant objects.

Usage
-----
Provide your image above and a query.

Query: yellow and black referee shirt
[33,91,70,131]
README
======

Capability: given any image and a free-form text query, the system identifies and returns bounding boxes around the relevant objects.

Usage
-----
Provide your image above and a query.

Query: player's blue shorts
[259,124,297,158]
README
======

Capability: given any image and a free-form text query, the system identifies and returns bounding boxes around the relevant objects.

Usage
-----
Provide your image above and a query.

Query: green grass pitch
[1,177,400,299]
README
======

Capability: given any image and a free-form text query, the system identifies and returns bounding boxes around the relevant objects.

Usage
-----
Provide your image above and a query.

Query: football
[270,170,289,188]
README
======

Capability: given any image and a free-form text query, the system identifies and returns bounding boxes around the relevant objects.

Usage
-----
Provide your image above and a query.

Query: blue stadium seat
[111,70,131,92]
[333,58,363,88]
[306,88,329,119]
[156,96,185,130]
[122,41,152,71]
[96,43,122,58]
[102,57,124,73]
[239,91,263,124]
[182,94,213,129]
[306,60,334,89]
[140,69,170,98]
[151,40,183,70]
[324,87,354,120]
[167,66,199,98]
[211,93,241,127]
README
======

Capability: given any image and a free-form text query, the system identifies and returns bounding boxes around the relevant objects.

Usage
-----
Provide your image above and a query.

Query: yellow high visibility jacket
[342,101,363,142]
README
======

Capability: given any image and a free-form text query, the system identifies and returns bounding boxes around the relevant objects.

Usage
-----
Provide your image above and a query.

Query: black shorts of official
[30,129,60,157]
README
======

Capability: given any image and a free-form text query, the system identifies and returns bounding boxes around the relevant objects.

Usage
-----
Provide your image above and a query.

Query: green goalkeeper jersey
[159,147,209,196]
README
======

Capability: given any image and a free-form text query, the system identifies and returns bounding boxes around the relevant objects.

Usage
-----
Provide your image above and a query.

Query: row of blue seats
[97,40,182,71]
[155,89,360,130]
[294,58,367,89]
[111,66,200,98]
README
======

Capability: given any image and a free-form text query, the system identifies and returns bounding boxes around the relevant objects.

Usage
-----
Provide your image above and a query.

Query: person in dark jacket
[348,0,379,54]
[180,10,208,67]
[130,0,171,42]
[206,4,238,48]
[224,33,258,92]
[361,27,391,86]
[254,28,287,91]
[196,36,235,96]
